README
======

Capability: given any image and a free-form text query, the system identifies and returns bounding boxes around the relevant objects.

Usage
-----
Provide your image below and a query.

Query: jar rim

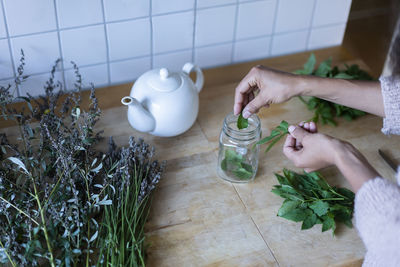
[222,112,261,140]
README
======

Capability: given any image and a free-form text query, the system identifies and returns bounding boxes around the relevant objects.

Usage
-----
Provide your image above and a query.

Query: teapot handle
[182,63,204,93]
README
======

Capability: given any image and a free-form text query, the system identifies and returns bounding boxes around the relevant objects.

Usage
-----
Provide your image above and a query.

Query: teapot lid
[148,68,182,92]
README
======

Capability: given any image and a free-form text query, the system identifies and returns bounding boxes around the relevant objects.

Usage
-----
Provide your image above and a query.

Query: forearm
[295,75,385,117]
[332,141,380,192]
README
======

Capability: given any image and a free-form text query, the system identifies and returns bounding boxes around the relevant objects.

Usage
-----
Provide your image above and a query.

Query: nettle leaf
[309,200,329,217]
[315,57,332,77]
[272,169,355,235]
[303,54,316,75]
[237,112,248,129]
[233,167,253,180]
[277,200,301,216]
[322,215,336,232]
[301,213,318,230]
[257,120,289,153]
[294,55,373,126]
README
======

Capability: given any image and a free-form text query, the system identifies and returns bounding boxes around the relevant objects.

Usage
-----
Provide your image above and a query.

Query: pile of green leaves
[272,169,355,234]
[294,54,373,126]
[256,120,289,153]
[237,111,248,129]
[220,149,253,180]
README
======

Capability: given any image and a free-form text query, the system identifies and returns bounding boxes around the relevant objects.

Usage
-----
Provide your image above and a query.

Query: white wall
[0,0,352,97]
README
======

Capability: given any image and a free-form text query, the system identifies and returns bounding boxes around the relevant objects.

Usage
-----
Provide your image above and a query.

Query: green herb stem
[0,239,16,267]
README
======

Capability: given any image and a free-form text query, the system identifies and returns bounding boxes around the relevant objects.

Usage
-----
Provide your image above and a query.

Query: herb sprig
[272,169,355,234]
[294,54,373,126]
[221,149,253,180]
[257,120,289,153]
[237,111,248,129]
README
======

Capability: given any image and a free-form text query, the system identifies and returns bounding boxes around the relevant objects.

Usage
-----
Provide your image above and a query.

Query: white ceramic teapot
[121,63,204,137]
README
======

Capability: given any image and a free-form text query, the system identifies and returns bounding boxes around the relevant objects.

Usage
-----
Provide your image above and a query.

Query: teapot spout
[121,96,156,133]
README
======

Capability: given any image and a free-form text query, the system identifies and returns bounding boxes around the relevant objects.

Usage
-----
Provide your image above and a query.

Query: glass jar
[217,112,261,183]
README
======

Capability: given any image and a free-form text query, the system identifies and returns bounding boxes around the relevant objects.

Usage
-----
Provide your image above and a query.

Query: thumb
[288,125,309,142]
[243,94,267,118]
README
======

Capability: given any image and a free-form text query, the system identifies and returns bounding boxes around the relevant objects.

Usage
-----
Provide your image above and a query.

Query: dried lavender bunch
[0,52,164,267]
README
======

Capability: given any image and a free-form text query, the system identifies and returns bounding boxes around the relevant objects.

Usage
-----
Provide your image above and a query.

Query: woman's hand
[283,122,380,192]
[234,66,302,118]
[283,122,337,172]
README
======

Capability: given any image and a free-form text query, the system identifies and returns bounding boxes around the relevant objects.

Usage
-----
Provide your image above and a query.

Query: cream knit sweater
[354,76,400,266]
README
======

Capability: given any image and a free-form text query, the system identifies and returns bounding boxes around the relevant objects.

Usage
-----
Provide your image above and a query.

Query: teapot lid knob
[160,68,169,79]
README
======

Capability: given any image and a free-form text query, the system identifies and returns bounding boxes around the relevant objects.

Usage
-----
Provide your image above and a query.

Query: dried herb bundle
[0,52,164,267]
[294,54,373,126]
[272,169,355,234]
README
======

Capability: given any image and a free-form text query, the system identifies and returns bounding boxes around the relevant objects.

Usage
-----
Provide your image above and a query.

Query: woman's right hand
[234,65,303,118]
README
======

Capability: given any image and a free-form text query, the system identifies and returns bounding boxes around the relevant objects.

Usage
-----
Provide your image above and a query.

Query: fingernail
[243,110,251,118]
[304,122,309,128]
[288,125,296,133]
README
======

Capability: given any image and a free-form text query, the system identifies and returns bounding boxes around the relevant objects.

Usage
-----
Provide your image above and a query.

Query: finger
[248,91,255,102]
[309,121,317,133]
[283,135,296,157]
[243,94,266,118]
[299,121,305,127]
[288,125,309,142]
[304,122,310,131]
[296,122,305,148]
[234,72,258,115]
[304,168,316,173]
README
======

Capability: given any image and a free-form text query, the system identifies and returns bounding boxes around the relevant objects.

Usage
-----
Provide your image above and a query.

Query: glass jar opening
[222,112,261,141]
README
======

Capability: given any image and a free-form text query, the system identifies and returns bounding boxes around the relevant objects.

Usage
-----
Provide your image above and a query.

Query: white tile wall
[60,25,107,66]
[107,18,151,61]
[0,39,13,79]
[103,0,149,22]
[11,32,60,75]
[312,0,352,27]
[308,23,346,50]
[275,0,314,33]
[0,2,6,38]
[271,30,309,56]
[56,0,103,29]
[152,11,194,54]
[195,5,236,46]
[0,0,352,97]
[3,0,56,36]
[233,36,271,63]
[236,1,276,39]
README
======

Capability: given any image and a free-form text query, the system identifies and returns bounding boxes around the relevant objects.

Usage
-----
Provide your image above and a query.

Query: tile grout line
[100,0,111,85]
[191,0,197,62]
[150,0,154,68]
[230,0,240,63]
[1,0,18,96]
[268,0,280,56]
[232,185,281,267]
[306,0,318,51]
[53,0,66,90]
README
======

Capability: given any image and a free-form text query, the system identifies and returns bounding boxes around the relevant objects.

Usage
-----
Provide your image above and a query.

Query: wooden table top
[90,79,400,267]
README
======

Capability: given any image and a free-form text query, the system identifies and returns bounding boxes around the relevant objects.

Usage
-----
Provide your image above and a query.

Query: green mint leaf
[277,200,301,216]
[225,149,243,163]
[315,57,332,77]
[240,162,253,172]
[237,112,248,129]
[221,158,227,171]
[233,167,253,180]
[322,215,336,232]
[303,54,316,75]
[301,213,318,230]
[309,200,330,217]
[333,72,354,79]
[257,120,289,153]
[279,208,307,222]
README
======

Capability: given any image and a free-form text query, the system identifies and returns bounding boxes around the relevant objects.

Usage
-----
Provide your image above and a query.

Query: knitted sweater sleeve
[380,76,400,135]
[354,174,400,266]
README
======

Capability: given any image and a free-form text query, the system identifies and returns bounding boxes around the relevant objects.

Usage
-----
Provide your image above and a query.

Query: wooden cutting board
[90,80,400,267]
